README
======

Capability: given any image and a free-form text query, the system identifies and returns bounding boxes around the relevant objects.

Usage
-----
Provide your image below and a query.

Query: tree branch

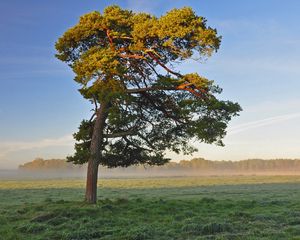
[139,92,186,124]
[137,133,156,150]
[119,54,146,59]
[104,131,137,138]
[105,29,115,51]
[126,85,207,98]
[126,86,176,93]
[147,51,182,77]
[92,94,98,111]
[89,113,96,122]
[112,36,133,40]
[123,136,152,152]
[145,60,160,77]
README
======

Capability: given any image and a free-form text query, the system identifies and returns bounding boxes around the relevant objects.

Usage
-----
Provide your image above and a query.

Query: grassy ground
[0,176,300,239]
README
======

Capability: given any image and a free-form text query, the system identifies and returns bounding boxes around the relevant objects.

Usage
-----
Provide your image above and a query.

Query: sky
[0,0,300,169]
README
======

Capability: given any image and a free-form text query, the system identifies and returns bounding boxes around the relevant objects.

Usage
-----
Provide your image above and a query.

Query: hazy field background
[2,169,300,180]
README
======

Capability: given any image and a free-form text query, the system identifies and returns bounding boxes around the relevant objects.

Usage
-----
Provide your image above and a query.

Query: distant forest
[19,157,300,173]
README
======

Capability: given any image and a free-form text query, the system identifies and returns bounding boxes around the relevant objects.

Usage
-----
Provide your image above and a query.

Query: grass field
[0,176,300,239]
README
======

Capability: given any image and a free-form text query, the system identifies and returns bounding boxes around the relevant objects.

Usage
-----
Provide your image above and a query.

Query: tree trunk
[85,102,109,204]
[85,156,99,204]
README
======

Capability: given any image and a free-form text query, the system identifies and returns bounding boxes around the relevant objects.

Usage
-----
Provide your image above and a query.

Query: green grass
[0,176,300,239]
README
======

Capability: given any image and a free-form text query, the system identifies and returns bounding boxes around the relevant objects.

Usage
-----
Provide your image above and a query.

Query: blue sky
[0,0,300,168]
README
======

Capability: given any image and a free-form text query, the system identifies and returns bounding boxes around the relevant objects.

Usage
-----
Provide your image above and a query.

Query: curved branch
[126,86,207,98]
[123,136,152,152]
[145,60,160,77]
[140,92,186,124]
[112,36,133,40]
[105,29,114,51]
[147,51,182,77]
[104,131,137,138]
[137,132,156,150]
[119,54,146,59]
[92,94,98,111]
[89,112,96,122]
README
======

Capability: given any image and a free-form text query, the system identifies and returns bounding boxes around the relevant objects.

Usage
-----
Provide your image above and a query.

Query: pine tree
[55,6,241,203]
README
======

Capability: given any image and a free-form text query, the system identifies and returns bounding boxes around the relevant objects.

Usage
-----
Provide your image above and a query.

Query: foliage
[55,5,241,168]
[1,177,300,239]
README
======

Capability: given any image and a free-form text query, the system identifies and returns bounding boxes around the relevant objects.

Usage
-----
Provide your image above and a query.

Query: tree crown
[55,5,241,167]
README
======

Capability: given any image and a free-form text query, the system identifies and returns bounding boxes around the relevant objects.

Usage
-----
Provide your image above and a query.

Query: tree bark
[85,101,109,204]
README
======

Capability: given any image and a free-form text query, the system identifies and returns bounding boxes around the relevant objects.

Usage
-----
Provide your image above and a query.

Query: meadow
[0,176,300,239]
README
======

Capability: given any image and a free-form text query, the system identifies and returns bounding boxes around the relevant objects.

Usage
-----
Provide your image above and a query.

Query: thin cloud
[0,134,74,159]
[216,58,300,76]
[228,113,300,135]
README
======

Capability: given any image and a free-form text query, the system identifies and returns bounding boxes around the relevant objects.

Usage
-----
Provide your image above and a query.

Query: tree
[55,5,241,203]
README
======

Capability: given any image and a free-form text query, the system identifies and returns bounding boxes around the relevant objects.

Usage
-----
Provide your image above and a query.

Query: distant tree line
[157,158,300,171]
[19,157,300,172]
[18,158,84,171]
